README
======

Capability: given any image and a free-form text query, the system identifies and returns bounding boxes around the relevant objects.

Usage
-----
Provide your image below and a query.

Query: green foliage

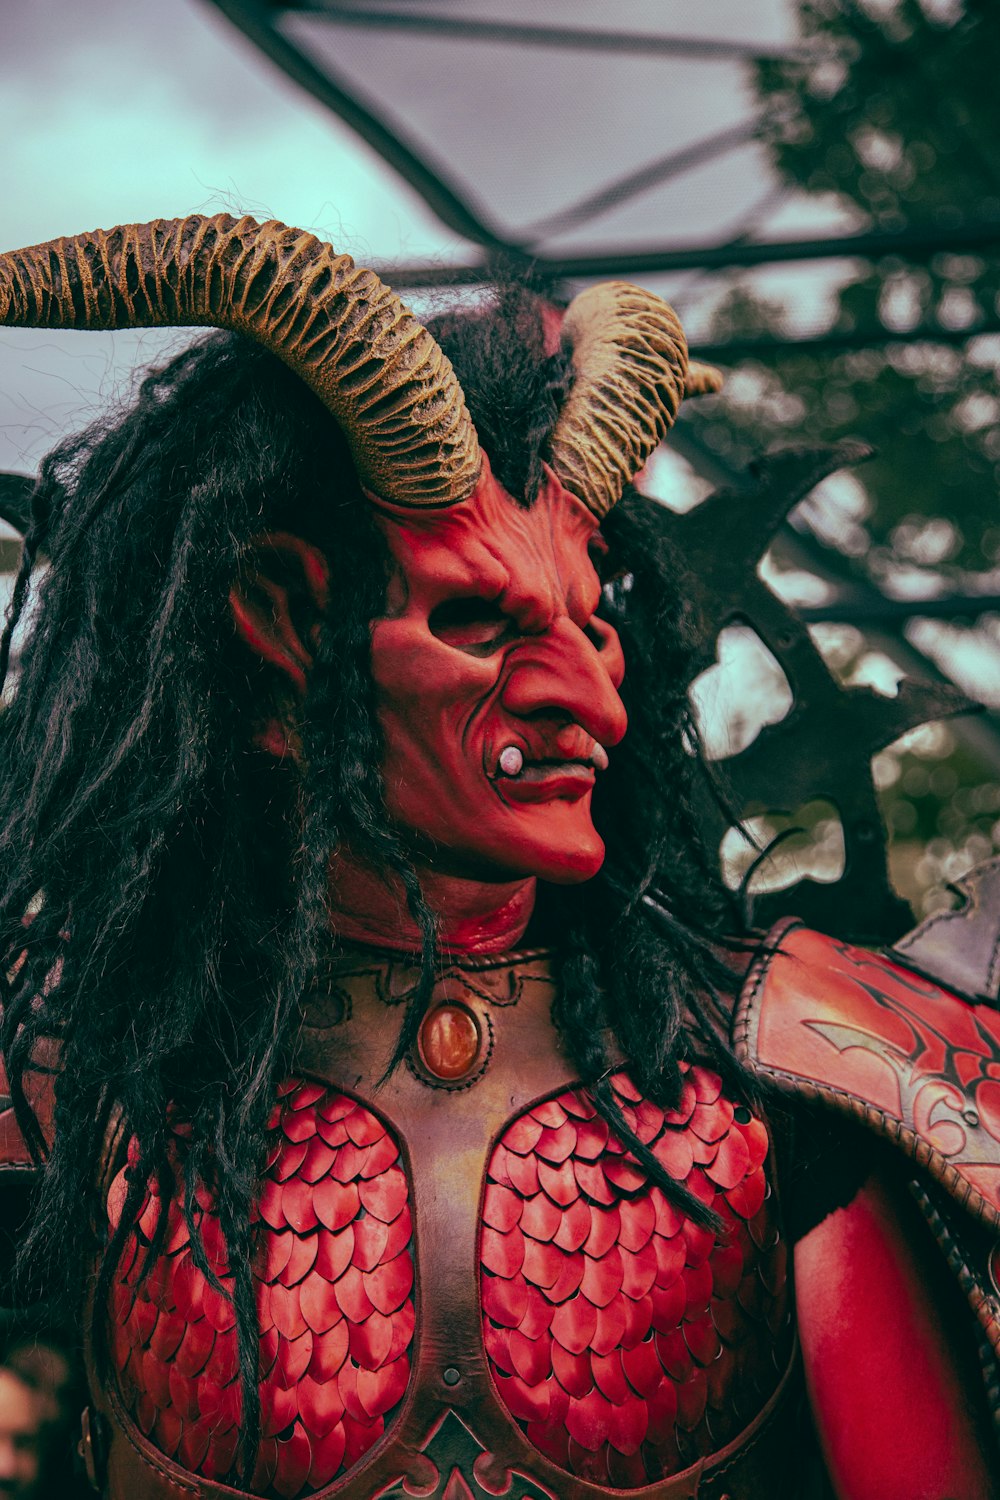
[688,0,1000,913]
[693,0,1000,562]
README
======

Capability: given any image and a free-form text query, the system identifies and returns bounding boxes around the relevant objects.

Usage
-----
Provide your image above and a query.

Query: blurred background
[0,0,999,1483]
[2,0,1000,928]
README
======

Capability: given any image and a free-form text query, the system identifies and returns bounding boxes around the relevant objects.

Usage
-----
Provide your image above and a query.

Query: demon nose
[500,616,628,748]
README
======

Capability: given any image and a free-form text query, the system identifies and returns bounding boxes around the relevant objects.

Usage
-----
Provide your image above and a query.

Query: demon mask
[0,216,720,891]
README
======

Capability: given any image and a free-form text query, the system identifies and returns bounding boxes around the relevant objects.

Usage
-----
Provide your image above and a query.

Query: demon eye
[589,531,627,586]
[429,597,517,656]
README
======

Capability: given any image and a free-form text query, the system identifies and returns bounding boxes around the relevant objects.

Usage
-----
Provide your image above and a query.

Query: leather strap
[892,855,1000,1004]
[0,1040,56,1170]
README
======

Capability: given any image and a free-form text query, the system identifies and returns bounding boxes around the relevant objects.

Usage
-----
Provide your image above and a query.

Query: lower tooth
[499,746,524,776]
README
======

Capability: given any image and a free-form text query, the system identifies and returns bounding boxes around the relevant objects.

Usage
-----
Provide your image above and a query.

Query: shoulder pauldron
[736,919,1000,1230]
[735,918,1000,1358]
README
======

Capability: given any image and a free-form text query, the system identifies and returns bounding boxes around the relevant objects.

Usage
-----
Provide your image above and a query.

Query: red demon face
[369,456,628,885]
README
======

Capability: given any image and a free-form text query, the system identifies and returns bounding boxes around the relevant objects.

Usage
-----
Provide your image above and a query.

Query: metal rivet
[443,1366,461,1386]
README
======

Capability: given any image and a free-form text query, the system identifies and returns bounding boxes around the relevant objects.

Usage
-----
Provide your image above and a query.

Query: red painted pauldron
[736,918,1000,1360]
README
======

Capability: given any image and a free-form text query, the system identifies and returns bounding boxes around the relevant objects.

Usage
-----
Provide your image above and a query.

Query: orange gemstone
[417,1003,482,1081]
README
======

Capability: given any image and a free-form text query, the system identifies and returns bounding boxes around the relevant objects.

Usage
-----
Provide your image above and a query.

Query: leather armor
[84,949,800,1499]
[736,918,1000,1381]
[12,918,1000,1496]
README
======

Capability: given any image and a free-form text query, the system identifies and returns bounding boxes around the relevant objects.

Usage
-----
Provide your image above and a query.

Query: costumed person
[0,217,997,1500]
[0,1363,44,1500]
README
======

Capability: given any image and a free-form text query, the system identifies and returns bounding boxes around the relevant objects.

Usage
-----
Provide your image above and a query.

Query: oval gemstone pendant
[417,1002,483,1081]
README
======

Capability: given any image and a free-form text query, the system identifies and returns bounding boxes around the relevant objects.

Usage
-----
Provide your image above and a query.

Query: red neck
[328,851,537,956]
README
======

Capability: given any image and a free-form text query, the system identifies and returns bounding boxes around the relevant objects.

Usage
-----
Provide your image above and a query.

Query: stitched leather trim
[906,1177,1000,1362]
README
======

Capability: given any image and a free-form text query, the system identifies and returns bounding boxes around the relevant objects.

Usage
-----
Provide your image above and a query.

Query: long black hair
[0,283,743,1474]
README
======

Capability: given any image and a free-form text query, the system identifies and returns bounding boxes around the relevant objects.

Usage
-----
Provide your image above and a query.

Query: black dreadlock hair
[0,283,745,1478]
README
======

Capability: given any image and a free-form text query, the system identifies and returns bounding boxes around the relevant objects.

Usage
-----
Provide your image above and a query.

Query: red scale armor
[83,952,799,1498]
[109,1083,417,1498]
[480,1066,786,1488]
[107,1049,787,1497]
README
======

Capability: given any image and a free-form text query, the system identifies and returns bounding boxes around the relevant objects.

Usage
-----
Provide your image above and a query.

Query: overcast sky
[0,0,822,482]
[0,0,470,475]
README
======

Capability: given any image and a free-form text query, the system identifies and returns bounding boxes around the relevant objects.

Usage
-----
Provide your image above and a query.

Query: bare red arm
[796,1170,996,1500]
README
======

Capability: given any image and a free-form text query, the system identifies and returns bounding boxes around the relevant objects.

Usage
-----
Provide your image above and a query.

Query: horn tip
[686,361,724,397]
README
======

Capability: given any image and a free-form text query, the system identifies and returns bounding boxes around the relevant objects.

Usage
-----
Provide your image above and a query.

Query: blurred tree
[695,0,1000,564]
[683,0,1000,916]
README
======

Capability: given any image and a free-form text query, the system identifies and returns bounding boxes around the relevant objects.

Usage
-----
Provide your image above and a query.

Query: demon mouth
[496,744,609,780]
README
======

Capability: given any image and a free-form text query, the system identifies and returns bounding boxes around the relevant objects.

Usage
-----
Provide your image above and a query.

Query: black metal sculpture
[653,444,974,945]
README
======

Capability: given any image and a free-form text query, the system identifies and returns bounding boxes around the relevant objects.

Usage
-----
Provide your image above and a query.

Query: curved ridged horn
[548,282,723,520]
[0,215,481,508]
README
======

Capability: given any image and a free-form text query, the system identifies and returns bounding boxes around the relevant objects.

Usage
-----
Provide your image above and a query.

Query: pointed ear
[229,532,331,696]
